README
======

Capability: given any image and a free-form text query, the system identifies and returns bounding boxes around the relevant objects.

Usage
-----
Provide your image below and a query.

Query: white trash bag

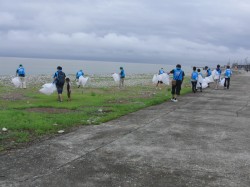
[152,74,158,84]
[219,78,225,86]
[157,74,163,82]
[79,76,89,87]
[204,75,214,84]
[161,73,170,85]
[39,83,57,95]
[12,77,21,88]
[202,81,208,88]
[112,73,120,82]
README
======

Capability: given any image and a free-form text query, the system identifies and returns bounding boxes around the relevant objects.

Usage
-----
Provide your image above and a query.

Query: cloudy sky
[0,0,250,66]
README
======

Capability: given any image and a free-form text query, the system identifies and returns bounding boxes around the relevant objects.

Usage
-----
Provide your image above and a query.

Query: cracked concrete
[1,72,250,187]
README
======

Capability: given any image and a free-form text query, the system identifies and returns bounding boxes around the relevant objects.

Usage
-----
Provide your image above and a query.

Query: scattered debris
[58,130,64,134]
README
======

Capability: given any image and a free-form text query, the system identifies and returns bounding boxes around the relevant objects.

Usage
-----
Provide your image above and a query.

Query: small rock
[58,130,64,134]
[53,123,58,126]
[2,128,8,132]
[98,109,103,112]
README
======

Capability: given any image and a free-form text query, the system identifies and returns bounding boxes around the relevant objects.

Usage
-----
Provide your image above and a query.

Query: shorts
[56,84,64,94]
[171,80,182,95]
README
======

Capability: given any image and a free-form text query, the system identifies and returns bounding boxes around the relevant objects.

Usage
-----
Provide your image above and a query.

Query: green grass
[0,80,191,151]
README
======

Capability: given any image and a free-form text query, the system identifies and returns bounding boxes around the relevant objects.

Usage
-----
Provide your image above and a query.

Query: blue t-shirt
[224,69,232,78]
[191,71,198,81]
[120,69,125,78]
[76,71,84,79]
[17,67,25,77]
[159,69,164,74]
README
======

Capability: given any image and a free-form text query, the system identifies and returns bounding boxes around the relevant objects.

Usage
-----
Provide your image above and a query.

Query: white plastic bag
[12,77,21,88]
[79,76,89,87]
[112,73,120,82]
[202,81,208,88]
[219,78,225,86]
[39,83,57,95]
[161,73,170,85]
[204,75,214,84]
[152,75,158,84]
[157,74,163,81]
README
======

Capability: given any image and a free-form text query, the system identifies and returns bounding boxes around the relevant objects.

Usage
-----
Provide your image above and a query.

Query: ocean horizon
[0,57,193,76]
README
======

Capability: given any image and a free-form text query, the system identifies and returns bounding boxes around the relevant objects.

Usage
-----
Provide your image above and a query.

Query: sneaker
[173,98,178,102]
[171,98,175,102]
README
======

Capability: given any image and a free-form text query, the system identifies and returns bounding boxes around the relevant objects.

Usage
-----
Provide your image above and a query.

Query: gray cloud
[0,0,250,66]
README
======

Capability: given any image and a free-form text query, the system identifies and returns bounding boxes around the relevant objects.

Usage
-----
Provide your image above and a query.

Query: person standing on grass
[76,69,84,88]
[168,64,185,102]
[156,68,164,87]
[224,65,232,89]
[204,66,212,87]
[53,66,66,102]
[16,64,26,89]
[191,66,198,93]
[65,78,71,101]
[214,64,221,90]
[119,67,125,88]
[197,68,203,92]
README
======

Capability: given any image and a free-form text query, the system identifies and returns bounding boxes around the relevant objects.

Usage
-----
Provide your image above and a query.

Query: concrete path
[1,73,250,187]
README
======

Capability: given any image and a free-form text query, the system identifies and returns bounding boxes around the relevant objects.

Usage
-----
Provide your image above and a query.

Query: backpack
[56,71,66,85]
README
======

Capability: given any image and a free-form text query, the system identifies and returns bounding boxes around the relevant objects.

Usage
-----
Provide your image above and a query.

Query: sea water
[0,57,191,76]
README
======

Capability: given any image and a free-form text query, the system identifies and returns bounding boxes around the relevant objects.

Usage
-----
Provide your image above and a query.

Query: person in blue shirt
[214,64,222,90]
[168,64,185,102]
[53,66,66,102]
[204,66,212,87]
[16,64,26,89]
[191,66,198,93]
[156,68,165,87]
[76,70,84,88]
[119,67,125,88]
[224,65,232,89]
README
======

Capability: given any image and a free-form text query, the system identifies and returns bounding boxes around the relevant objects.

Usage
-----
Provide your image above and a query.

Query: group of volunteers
[14,63,232,103]
[14,64,126,102]
[156,64,233,102]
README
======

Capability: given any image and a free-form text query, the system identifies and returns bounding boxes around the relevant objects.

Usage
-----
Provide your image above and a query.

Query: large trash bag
[204,75,214,83]
[79,76,89,87]
[161,73,170,85]
[202,81,208,88]
[112,73,120,82]
[39,83,57,95]
[152,74,158,84]
[12,77,21,88]
[157,74,163,81]
[219,78,225,86]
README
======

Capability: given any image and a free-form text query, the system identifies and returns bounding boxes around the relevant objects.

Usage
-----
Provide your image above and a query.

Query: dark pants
[172,80,182,95]
[224,78,230,89]
[191,81,197,93]
[56,84,64,94]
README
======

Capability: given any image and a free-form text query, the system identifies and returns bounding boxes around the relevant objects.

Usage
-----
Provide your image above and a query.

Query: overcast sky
[0,0,250,66]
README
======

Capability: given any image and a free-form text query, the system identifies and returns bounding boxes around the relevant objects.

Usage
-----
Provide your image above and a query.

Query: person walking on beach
[214,64,221,90]
[54,66,66,102]
[191,66,198,93]
[16,64,26,89]
[204,66,212,87]
[65,78,71,101]
[169,64,185,102]
[224,65,232,89]
[76,69,84,88]
[197,68,203,92]
[119,67,125,88]
[156,68,164,87]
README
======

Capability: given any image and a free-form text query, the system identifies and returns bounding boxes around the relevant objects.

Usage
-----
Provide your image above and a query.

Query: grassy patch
[0,80,191,151]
